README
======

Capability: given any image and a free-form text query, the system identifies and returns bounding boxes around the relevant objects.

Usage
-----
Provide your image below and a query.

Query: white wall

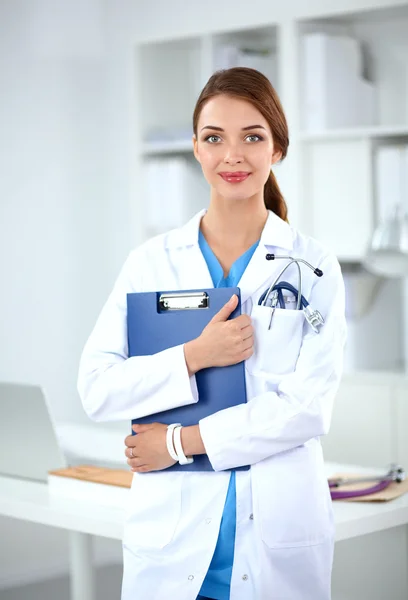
[0,0,137,589]
[0,0,140,425]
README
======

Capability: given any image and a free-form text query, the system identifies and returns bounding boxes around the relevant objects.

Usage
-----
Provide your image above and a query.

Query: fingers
[241,335,254,355]
[132,423,155,433]
[131,465,151,473]
[125,423,157,450]
[125,446,148,468]
[241,324,254,342]
[241,346,254,361]
[235,314,252,329]
[240,322,254,358]
[209,294,239,324]
[124,434,134,448]
[125,446,136,459]
[127,456,146,468]
[127,456,143,467]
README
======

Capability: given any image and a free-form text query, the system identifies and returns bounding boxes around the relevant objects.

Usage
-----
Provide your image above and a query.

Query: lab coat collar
[166,208,295,305]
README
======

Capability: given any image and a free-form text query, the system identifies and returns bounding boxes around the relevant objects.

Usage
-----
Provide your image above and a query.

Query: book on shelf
[48,465,132,509]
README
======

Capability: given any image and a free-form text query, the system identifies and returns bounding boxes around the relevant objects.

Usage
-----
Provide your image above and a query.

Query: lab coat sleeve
[77,250,198,422]
[198,252,347,471]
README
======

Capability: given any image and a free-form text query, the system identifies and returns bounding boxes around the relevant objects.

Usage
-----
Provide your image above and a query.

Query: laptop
[0,382,68,483]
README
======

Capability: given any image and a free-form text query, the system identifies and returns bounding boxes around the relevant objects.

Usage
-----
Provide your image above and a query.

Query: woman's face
[193,95,281,203]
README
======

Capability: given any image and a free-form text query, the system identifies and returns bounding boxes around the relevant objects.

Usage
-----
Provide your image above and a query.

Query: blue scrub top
[198,230,259,600]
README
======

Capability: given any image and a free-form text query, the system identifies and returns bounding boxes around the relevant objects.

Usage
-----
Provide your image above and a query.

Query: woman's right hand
[184,294,254,374]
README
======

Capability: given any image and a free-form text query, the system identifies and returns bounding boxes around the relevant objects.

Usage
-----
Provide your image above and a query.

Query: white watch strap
[173,425,194,465]
[166,423,181,462]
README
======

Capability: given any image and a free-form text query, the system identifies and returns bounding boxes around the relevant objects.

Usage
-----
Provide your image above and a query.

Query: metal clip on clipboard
[159,292,209,311]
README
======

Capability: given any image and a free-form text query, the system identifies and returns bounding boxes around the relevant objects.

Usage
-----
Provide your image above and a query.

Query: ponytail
[264,170,288,223]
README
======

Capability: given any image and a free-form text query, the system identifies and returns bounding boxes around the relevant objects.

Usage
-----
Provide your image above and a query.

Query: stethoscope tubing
[329,479,390,500]
[258,281,310,309]
[328,465,405,500]
[261,259,303,310]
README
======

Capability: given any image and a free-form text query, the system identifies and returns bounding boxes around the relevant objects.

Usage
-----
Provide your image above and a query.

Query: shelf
[307,4,408,27]
[141,139,193,156]
[138,37,202,142]
[298,125,408,143]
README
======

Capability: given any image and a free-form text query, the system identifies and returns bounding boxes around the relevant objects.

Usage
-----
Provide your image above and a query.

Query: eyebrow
[200,125,267,132]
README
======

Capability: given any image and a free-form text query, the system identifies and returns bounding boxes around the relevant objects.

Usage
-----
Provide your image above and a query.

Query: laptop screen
[0,382,67,482]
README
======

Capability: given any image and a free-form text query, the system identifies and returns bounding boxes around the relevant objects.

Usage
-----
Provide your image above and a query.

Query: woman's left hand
[124,423,177,473]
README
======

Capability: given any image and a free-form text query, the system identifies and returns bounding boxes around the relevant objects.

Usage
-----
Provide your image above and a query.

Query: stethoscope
[259,254,325,333]
[329,464,405,500]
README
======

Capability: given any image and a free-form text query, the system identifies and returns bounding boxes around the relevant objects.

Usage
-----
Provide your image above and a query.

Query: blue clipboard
[127,287,248,471]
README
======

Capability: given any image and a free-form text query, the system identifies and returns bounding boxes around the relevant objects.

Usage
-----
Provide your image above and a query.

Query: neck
[200,197,268,250]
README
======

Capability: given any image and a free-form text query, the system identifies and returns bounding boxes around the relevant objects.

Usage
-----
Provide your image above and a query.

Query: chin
[218,188,259,203]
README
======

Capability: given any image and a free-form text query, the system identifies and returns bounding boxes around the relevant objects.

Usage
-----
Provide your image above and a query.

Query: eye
[246,134,263,142]
[204,135,221,143]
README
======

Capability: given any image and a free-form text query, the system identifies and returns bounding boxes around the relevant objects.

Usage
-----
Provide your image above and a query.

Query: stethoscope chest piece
[304,306,325,334]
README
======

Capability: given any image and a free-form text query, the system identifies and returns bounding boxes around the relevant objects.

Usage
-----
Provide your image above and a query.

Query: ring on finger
[129,447,134,458]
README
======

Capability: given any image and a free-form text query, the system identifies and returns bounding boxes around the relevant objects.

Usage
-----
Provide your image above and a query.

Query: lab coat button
[242,574,249,581]
[188,575,194,581]
[249,513,254,520]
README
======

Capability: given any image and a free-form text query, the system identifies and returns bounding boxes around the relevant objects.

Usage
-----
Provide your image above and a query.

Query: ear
[271,149,282,165]
[192,134,201,164]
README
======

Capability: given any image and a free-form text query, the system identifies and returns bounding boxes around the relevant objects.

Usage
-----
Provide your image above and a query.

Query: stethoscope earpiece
[265,253,323,278]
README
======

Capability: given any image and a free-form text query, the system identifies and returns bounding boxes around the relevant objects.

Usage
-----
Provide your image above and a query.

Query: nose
[223,143,244,165]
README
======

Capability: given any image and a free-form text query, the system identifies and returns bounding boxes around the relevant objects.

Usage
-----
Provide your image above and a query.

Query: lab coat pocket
[123,472,182,551]
[255,449,333,548]
[246,306,305,376]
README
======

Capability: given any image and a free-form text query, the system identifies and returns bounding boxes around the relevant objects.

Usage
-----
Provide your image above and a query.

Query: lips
[219,172,251,183]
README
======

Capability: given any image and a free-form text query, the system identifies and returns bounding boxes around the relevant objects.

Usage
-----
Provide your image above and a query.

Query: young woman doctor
[78,67,347,600]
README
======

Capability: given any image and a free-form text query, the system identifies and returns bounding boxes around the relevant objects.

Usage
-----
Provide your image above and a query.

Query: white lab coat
[78,208,347,600]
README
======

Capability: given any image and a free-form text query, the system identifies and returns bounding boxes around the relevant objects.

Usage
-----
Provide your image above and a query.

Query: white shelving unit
[296,6,408,258]
[299,125,408,142]
[142,139,193,155]
[134,4,408,259]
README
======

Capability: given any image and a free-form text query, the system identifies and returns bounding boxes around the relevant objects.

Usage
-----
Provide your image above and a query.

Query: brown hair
[193,67,289,222]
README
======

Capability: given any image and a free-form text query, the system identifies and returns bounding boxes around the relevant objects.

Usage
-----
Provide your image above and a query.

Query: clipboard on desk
[126,287,248,471]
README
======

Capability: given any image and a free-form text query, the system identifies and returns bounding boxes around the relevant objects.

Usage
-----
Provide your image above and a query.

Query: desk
[0,475,123,600]
[1,463,407,600]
